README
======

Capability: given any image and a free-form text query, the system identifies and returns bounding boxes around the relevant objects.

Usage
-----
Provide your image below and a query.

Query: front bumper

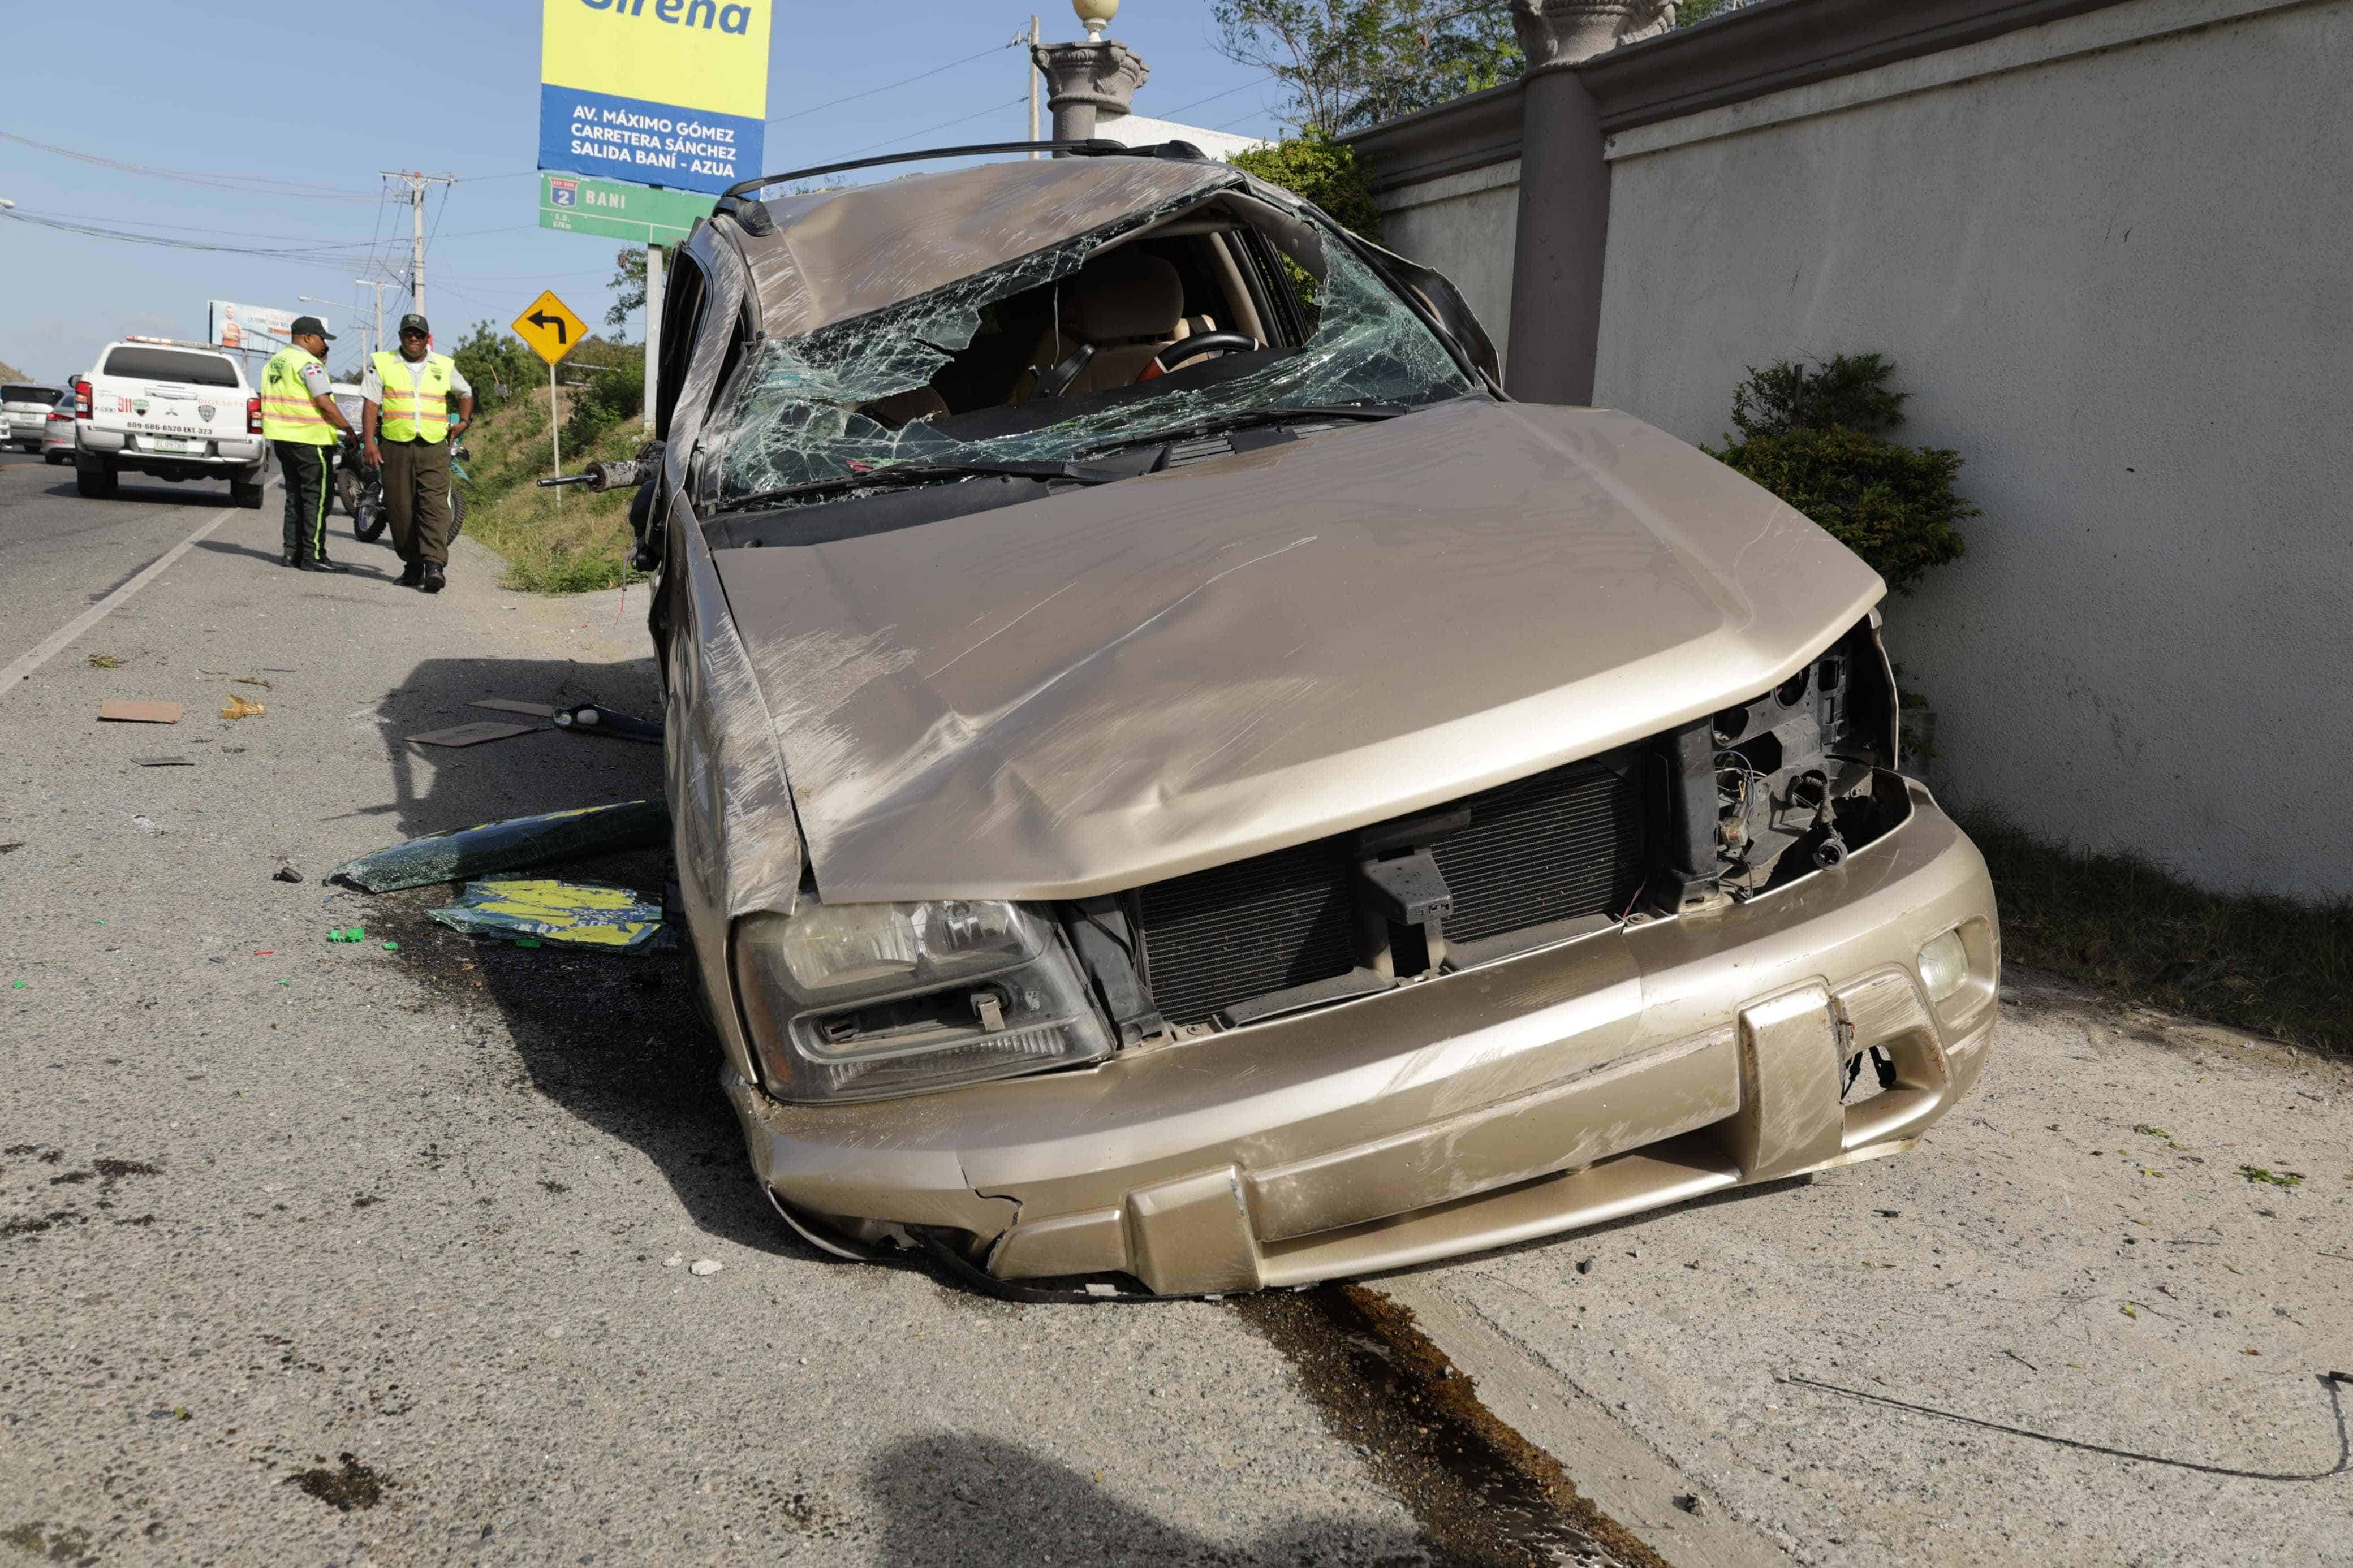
[726,780,1998,1295]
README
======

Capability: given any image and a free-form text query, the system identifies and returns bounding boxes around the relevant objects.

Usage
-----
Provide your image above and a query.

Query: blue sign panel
[537,87,764,196]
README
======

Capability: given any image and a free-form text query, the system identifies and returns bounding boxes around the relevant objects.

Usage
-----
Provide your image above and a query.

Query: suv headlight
[734,900,1111,1104]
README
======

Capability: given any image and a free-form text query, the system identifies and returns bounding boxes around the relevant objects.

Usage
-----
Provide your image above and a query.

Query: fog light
[1918,929,1969,1004]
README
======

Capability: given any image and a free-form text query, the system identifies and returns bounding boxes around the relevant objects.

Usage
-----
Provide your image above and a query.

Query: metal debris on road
[428,879,670,952]
[273,862,304,883]
[133,755,193,767]
[332,798,668,893]
[468,698,561,718]
[551,703,662,745]
[98,701,182,724]
[219,695,265,720]
[406,720,535,748]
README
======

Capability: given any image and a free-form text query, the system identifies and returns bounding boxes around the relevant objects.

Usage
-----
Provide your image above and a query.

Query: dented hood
[713,398,1884,902]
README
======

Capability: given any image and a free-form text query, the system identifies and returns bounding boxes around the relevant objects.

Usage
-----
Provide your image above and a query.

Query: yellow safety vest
[259,347,335,445]
[372,351,455,442]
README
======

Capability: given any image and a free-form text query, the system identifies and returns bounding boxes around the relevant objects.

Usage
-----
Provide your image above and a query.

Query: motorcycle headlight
[734,900,1111,1104]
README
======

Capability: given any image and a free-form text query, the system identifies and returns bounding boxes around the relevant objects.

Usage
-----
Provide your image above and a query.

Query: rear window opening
[99,348,240,388]
[5,385,64,405]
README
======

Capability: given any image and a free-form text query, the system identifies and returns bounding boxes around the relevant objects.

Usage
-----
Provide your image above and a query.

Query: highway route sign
[512,290,588,366]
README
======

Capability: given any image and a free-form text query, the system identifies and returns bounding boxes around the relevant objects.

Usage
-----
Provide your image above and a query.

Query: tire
[334,468,362,518]
[448,485,466,541]
[353,499,387,543]
[74,456,116,499]
[230,472,264,510]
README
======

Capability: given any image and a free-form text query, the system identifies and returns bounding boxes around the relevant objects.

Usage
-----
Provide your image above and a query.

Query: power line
[830,96,1028,162]
[1162,74,1282,119]
[0,209,381,261]
[769,41,1020,126]
[0,128,381,200]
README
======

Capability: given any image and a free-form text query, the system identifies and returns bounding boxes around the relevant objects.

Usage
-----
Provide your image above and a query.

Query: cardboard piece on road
[511,290,588,368]
[407,720,538,749]
[469,699,561,718]
[98,701,183,724]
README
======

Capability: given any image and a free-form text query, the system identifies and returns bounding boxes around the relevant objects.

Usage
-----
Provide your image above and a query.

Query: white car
[71,338,267,507]
[5,381,66,453]
[40,392,76,464]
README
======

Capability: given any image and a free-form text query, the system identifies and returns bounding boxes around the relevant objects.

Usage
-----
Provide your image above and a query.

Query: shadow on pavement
[862,1435,1429,1567]
[352,649,800,1259]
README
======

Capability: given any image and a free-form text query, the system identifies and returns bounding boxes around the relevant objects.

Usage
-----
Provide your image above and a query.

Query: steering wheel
[1149,331,1259,379]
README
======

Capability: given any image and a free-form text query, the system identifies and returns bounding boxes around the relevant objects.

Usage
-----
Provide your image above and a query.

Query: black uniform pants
[274,440,334,563]
[380,438,453,567]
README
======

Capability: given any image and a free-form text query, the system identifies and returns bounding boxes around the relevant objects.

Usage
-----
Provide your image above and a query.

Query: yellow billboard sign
[538,0,772,197]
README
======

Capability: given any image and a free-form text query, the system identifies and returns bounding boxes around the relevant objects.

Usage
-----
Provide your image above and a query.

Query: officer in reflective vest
[361,313,475,593]
[260,317,358,572]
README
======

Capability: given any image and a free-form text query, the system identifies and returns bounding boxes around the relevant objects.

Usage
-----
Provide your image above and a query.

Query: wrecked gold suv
[631,141,1998,1297]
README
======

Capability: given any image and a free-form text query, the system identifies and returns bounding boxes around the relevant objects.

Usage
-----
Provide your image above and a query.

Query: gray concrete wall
[1591,0,2353,899]
[1370,161,1522,362]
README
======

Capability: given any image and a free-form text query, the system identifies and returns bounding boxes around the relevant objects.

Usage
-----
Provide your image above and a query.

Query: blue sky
[0,1,1291,383]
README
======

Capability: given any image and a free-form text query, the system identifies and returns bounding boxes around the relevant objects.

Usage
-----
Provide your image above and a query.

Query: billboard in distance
[208,301,318,352]
[538,0,771,198]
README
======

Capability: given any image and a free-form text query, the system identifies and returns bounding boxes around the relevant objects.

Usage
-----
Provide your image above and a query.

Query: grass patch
[1959,809,2353,1054]
[458,385,644,594]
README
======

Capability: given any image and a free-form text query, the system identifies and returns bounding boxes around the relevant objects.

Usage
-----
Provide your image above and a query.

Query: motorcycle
[339,433,468,544]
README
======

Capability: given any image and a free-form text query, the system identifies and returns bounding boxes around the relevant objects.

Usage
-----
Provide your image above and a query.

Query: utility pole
[352,278,390,361]
[641,244,664,435]
[380,171,456,319]
[1027,16,1042,155]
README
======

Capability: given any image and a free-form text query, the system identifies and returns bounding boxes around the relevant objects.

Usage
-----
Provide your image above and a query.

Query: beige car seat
[1025,250,1188,399]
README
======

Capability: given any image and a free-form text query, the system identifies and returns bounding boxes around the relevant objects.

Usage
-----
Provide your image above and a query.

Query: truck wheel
[231,472,265,509]
[74,456,117,499]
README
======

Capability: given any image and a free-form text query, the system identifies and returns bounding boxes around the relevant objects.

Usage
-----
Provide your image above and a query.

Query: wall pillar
[1505,0,1676,403]
[1031,40,1150,146]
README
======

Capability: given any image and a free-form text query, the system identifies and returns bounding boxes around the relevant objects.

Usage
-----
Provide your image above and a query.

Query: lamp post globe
[1074,0,1117,41]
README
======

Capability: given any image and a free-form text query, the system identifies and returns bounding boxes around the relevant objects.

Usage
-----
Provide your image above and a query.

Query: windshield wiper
[713,456,1139,515]
[1104,400,1428,453]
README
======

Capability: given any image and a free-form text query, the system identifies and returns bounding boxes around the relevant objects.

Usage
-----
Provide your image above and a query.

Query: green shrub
[560,353,644,450]
[1709,354,1973,594]
[1230,127,1384,241]
[1730,351,1908,439]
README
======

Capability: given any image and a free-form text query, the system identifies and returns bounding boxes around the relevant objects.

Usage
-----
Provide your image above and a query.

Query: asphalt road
[5,460,2346,1567]
[0,472,1619,1568]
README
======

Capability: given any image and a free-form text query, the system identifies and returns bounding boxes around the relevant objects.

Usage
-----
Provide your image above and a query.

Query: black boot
[395,561,423,588]
[419,563,446,594]
[300,558,346,573]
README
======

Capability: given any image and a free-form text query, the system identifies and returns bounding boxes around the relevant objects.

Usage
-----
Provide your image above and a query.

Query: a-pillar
[1504,0,1675,404]
[1030,39,1150,146]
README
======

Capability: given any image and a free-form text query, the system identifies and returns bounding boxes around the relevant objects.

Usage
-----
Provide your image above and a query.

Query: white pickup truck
[72,338,267,507]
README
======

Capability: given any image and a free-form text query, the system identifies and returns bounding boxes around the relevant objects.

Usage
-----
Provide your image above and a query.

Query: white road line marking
[0,498,248,695]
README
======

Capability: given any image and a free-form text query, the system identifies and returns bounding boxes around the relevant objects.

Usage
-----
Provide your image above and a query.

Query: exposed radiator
[1134,755,1648,1026]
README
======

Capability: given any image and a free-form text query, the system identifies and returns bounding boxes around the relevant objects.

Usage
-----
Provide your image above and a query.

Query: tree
[1230,127,1384,239]
[450,322,540,413]
[1215,1,1749,133]
[1211,1,1523,133]
[605,246,647,332]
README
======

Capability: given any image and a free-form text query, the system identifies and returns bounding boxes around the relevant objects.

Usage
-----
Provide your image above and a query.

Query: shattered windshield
[704,192,1477,506]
